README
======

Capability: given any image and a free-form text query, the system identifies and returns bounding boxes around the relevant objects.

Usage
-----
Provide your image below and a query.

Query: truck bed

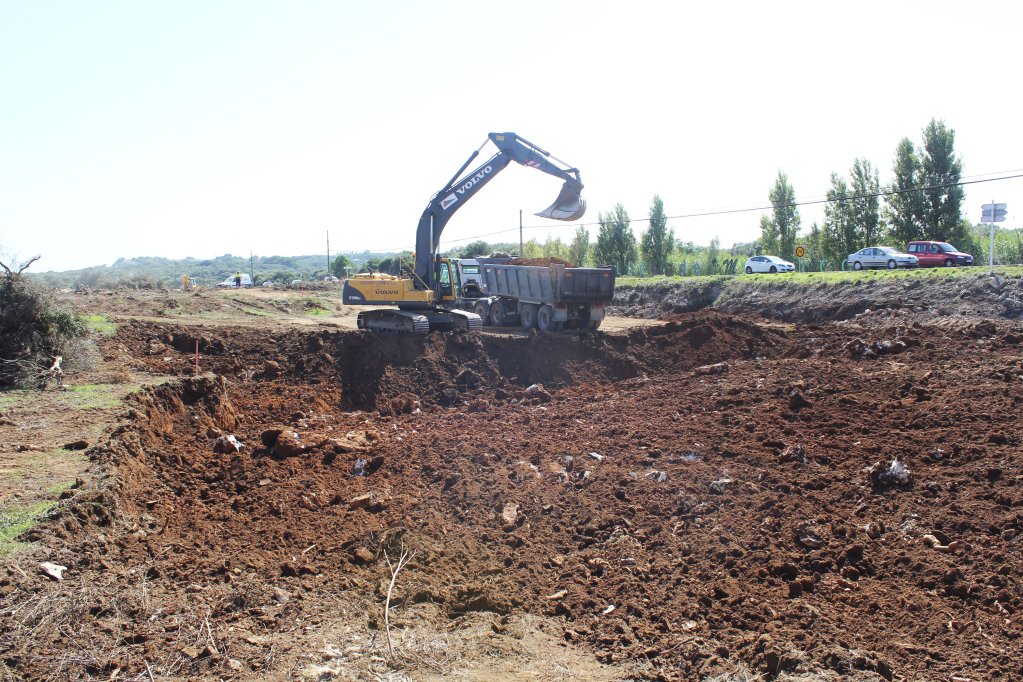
[480,263,615,305]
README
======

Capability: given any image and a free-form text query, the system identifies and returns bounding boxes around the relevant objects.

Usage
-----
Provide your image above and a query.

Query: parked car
[906,241,974,267]
[847,247,918,270]
[216,274,252,287]
[744,255,795,274]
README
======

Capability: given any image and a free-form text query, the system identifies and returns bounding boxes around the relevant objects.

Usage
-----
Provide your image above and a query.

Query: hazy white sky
[2,0,1021,272]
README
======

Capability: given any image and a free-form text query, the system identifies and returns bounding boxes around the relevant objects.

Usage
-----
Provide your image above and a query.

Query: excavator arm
[413,132,585,290]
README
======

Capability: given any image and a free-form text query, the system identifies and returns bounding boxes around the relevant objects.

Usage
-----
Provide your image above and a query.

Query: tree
[823,172,857,261]
[919,118,965,243]
[593,204,637,274]
[849,158,882,246]
[541,236,570,261]
[568,225,590,267]
[883,138,924,245]
[521,239,543,258]
[459,240,491,258]
[768,171,800,260]
[759,215,778,256]
[639,195,675,276]
[330,254,353,279]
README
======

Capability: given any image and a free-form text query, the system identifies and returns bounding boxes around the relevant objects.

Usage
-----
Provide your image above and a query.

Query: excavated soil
[2,302,1023,680]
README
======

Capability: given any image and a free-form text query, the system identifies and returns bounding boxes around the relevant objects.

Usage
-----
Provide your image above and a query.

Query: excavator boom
[413,132,585,289]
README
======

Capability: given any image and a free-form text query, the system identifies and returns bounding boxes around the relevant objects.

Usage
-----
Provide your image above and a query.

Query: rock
[262,360,282,378]
[709,478,733,495]
[273,586,292,603]
[213,434,244,454]
[62,439,89,451]
[868,458,912,488]
[39,562,67,581]
[260,428,284,447]
[524,384,552,402]
[865,521,885,539]
[796,526,825,549]
[694,362,729,376]
[273,431,307,458]
[349,493,381,512]
[351,547,375,565]
[180,645,202,660]
[545,589,568,600]
[501,502,519,526]
[779,444,808,463]
[788,389,811,410]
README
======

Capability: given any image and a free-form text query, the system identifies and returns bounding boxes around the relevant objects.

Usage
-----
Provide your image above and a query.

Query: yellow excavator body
[341,272,433,307]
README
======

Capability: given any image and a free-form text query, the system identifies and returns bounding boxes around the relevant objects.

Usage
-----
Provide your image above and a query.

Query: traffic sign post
[981,201,1008,275]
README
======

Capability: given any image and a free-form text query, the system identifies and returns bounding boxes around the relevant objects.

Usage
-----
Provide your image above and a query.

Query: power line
[371,171,1022,251]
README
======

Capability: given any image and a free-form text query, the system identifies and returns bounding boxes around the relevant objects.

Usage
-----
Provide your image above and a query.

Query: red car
[906,241,974,267]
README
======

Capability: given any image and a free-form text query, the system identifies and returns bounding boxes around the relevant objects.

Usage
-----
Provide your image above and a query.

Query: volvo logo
[455,166,492,196]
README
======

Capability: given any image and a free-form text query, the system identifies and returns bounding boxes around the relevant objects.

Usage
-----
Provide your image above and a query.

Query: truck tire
[490,301,507,326]
[520,304,538,329]
[473,301,489,323]
[536,305,555,331]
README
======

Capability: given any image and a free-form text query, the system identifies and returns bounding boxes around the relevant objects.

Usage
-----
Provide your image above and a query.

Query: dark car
[906,241,974,267]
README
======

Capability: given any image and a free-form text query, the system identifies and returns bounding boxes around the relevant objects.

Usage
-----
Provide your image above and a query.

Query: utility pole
[249,250,254,283]
[519,210,523,257]
[326,230,331,279]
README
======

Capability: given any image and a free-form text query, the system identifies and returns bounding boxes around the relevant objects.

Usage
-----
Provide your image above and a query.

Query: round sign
[795,245,806,258]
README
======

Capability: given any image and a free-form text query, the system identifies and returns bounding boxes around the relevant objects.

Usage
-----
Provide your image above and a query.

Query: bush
[0,270,93,387]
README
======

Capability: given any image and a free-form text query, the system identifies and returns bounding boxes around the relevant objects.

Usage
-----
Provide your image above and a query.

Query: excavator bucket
[535,181,586,221]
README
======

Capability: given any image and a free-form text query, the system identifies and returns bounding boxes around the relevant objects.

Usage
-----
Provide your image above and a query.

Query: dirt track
[2,281,1023,680]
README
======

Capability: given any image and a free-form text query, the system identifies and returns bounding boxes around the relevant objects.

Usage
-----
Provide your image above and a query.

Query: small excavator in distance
[342,132,586,333]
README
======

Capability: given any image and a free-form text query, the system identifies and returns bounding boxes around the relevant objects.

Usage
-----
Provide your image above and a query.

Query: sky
[1,0,1021,273]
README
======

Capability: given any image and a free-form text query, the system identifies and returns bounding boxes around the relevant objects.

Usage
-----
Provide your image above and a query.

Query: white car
[847,247,918,270]
[216,274,252,288]
[744,255,795,274]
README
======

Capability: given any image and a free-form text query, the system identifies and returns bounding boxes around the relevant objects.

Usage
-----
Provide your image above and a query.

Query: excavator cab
[536,180,587,221]
[434,259,455,302]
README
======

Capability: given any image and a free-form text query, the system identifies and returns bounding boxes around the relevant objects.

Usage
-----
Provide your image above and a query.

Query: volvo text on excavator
[342,132,586,333]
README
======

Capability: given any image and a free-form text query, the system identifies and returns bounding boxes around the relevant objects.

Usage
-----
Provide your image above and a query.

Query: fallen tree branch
[383,542,414,661]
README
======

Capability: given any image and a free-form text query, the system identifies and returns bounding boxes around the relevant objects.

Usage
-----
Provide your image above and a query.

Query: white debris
[40,562,67,581]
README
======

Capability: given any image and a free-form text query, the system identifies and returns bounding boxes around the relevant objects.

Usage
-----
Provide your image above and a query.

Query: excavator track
[356,308,481,334]
[356,310,430,334]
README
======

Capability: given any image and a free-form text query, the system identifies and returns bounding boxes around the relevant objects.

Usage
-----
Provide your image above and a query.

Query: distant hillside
[28,252,393,289]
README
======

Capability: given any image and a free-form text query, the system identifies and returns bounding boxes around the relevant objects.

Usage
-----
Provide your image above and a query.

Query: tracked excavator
[342,132,586,333]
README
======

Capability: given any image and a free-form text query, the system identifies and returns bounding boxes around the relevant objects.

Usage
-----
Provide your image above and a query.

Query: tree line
[418,117,1008,277]
[768,118,978,270]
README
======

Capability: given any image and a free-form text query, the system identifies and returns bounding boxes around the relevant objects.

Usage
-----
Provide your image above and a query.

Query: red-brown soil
[2,299,1022,680]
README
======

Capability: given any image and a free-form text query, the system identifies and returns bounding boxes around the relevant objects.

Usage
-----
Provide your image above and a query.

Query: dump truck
[459,258,616,331]
[342,132,586,333]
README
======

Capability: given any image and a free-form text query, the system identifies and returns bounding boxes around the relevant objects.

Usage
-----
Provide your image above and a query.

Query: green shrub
[1,269,93,387]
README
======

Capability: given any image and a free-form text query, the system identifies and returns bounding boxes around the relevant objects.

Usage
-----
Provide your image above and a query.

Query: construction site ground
[1,272,1022,681]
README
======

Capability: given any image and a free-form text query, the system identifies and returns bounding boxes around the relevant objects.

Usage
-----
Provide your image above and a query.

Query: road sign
[982,203,1007,210]
[982,208,1007,222]
[795,245,806,258]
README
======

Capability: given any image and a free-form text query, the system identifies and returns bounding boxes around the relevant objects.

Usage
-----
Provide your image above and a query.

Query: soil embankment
[1,283,1022,680]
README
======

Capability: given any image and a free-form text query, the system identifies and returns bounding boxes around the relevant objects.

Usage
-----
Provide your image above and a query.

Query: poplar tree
[593,204,637,274]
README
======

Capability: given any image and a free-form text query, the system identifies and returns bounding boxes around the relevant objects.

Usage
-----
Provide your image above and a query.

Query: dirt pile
[2,309,1022,680]
[506,257,576,267]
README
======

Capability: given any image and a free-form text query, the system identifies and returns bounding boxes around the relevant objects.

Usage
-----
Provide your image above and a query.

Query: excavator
[342,132,586,333]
